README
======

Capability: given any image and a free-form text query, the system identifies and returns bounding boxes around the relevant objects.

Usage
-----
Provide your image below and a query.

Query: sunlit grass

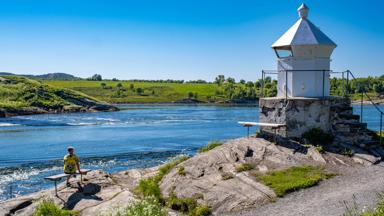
[198,140,224,153]
[253,166,335,197]
[33,200,78,216]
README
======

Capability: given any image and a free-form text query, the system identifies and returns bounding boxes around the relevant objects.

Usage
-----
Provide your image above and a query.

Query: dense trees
[330,76,384,96]
[88,74,102,81]
[90,73,384,102]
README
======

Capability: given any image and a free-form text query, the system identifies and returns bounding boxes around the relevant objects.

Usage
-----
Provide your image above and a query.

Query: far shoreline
[2,100,383,119]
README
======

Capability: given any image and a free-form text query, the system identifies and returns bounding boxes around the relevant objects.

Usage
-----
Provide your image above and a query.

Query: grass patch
[167,193,197,214]
[135,154,212,216]
[136,155,189,201]
[221,172,234,180]
[316,146,325,154]
[113,196,167,216]
[33,200,79,216]
[178,166,186,176]
[198,140,224,153]
[253,166,335,197]
[377,131,384,138]
[342,148,355,157]
[167,193,212,216]
[193,205,212,216]
[235,163,254,173]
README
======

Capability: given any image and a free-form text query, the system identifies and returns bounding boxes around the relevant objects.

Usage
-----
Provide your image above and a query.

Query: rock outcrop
[159,138,357,214]
[0,138,364,215]
[0,167,158,216]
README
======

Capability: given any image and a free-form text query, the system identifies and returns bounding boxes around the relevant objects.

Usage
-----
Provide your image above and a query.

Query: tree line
[330,75,384,96]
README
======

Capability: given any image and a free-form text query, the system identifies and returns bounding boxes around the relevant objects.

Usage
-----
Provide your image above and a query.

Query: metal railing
[261,69,384,145]
[261,69,343,99]
[346,70,384,145]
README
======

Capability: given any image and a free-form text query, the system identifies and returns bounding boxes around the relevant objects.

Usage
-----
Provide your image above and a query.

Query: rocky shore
[1,137,380,216]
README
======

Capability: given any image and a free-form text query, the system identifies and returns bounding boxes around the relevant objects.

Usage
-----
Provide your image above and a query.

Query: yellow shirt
[63,154,79,174]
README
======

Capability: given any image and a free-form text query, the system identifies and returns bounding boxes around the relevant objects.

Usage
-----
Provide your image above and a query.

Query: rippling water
[0,104,382,201]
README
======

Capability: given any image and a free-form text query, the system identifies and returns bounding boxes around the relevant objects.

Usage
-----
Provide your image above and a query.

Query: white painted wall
[277,56,330,97]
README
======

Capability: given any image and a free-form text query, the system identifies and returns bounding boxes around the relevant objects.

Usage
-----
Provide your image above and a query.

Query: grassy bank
[0,76,116,115]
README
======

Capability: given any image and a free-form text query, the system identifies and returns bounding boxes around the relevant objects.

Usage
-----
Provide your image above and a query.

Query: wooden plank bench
[238,121,286,141]
[44,169,91,196]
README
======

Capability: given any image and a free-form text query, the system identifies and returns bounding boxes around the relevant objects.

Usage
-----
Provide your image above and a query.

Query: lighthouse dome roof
[272,4,336,48]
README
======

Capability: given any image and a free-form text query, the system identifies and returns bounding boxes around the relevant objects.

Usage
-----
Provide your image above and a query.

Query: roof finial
[298,3,309,19]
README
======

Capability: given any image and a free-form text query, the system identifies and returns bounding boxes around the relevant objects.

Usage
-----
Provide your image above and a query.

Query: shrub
[302,128,333,145]
[316,146,325,154]
[192,205,212,216]
[236,163,254,173]
[33,200,78,216]
[178,166,186,176]
[221,172,234,180]
[167,193,197,214]
[254,166,334,197]
[198,141,224,153]
[137,178,162,201]
[342,148,354,157]
[136,155,190,201]
[115,196,166,216]
[156,155,189,181]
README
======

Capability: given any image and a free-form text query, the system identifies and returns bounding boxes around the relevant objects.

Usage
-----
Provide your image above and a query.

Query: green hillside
[42,79,267,103]
[0,76,117,116]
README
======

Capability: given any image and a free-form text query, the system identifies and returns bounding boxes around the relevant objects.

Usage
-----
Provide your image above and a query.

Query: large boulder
[159,138,355,214]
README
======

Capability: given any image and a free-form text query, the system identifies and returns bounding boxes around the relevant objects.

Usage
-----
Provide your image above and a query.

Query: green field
[43,80,223,103]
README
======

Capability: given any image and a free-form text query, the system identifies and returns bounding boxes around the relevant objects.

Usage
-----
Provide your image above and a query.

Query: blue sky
[0,0,383,81]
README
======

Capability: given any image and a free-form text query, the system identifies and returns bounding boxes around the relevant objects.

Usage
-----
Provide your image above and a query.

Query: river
[0,104,382,201]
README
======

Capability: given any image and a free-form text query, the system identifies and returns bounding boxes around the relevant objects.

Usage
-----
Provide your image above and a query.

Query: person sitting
[64,146,83,187]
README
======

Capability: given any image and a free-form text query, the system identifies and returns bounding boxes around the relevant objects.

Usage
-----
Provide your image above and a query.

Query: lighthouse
[272,3,337,98]
[259,3,339,138]
[255,3,384,163]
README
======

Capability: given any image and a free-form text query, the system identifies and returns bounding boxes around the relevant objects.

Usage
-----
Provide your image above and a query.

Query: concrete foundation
[259,97,348,138]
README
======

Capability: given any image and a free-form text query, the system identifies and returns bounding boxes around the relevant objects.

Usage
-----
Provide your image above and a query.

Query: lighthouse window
[274,48,293,58]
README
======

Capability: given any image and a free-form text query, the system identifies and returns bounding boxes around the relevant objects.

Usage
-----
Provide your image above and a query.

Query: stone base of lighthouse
[259,97,336,138]
[259,96,384,163]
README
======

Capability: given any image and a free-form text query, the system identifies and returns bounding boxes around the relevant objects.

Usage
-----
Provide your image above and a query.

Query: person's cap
[67,146,75,150]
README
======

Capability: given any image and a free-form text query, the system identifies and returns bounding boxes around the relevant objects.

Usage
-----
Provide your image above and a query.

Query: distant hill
[0,72,81,80]
[0,72,15,76]
[30,73,81,80]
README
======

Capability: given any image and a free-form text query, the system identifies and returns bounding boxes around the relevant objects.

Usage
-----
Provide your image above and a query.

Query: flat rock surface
[227,162,384,216]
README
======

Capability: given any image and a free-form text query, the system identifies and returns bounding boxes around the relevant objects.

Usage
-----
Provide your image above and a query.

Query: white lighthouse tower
[257,4,384,162]
[272,3,337,98]
[259,3,339,138]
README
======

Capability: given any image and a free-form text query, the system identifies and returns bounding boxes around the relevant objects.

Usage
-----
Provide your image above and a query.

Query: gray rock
[160,138,331,214]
